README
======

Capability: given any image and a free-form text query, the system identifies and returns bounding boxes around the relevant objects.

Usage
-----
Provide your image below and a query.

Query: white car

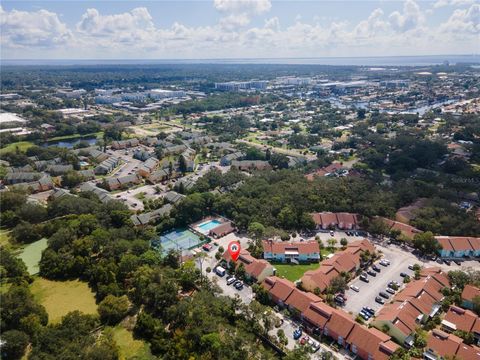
[350,285,360,292]
[307,339,320,353]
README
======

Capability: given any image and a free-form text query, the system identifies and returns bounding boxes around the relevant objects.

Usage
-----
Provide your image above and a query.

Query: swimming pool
[198,219,222,233]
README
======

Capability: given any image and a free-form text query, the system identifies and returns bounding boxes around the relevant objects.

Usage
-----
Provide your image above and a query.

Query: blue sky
[1,0,478,59]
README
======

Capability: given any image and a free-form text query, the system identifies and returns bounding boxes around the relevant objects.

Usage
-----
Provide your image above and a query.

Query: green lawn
[0,141,34,154]
[18,238,48,275]
[30,278,98,324]
[45,131,103,142]
[274,262,320,282]
[109,326,154,360]
[0,229,11,246]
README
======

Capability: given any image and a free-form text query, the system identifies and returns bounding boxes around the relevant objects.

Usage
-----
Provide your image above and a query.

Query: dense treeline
[1,63,361,91]
[161,169,480,237]
[0,190,297,359]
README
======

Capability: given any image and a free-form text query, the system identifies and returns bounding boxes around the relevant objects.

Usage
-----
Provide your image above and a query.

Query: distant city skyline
[1,0,478,60]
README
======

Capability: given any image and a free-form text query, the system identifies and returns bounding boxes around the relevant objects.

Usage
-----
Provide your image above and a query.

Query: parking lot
[303,230,369,248]
[342,245,416,315]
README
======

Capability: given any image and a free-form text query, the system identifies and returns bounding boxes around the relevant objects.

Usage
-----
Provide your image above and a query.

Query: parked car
[234,281,244,290]
[359,312,370,321]
[330,231,334,236]
[444,260,451,266]
[360,275,369,283]
[202,243,213,251]
[372,264,381,272]
[363,307,375,315]
[226,277,237,285]
[454,260,461,266]
[215,266,226,277]
[350,285,360,292]
[300,336,309,345]
[293,329,302,340]
[334,295,345,305]
[375,296,385,304]
[367,270,377,277]
[408,264,415,270]
[308,339,320,353]
[386,287,396,295]
[436,258,443,264]
[379,291,390,299]
[400,272,408,277]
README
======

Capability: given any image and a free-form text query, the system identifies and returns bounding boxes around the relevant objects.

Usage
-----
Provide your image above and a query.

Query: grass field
[30,278,98,323]
[45,131,103,142]
[274,262,321,282]
[0,229,11,246]
[110,326,154,360]
[18,238,48,275]
[0,141,34,154]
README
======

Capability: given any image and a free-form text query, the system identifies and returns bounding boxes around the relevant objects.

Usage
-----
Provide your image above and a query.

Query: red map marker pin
[228,241,241,262]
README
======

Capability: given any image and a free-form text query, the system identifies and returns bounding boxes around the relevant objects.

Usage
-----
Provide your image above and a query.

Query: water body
[42,136,97,149]
[2,55,479,67]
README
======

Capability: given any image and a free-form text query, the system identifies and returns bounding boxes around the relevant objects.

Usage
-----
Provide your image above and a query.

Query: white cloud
[213,0,271,15]
[354,8,389,38]
[219,13,250,30]
[0,1,477,59]
[0,5,72,48]
[389,0,424,32]
[433,0,474,9]
[76,7,155,47]
[440,3,480,35]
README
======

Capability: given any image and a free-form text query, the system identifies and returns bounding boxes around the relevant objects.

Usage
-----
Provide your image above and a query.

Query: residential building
[311,212,359,230]
[78,183,114,203]
[223,249,274,283]
[163,191,185,204]
[220,151,245,166]
[103,174,141,191]
[436,236,480,259]
[441,306,480,344]
[110,138,140,150]
[380,217,423,239]
[372,268,449,345]
[148,169,170,184]
[130,204,173,226]
[301,239,375,293]
[262,240,320,263]
[424,330,464,360]
[4,172,42,184]
[346,324,399,360]
[46,164,74,176]
[94,157,120,175]
[462,285,480,311]
[230,160,272,171]
[137,158,159,177]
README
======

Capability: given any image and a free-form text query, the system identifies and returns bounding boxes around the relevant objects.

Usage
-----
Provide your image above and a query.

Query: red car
[202,244,213,251]
[300,336,309,345]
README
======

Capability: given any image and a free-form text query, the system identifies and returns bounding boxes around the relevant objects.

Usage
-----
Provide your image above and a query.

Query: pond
[41,136,97,149]
[18,238,48,275]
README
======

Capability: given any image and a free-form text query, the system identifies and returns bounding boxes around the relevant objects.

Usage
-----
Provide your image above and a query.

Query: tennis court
[152,228,205,253]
